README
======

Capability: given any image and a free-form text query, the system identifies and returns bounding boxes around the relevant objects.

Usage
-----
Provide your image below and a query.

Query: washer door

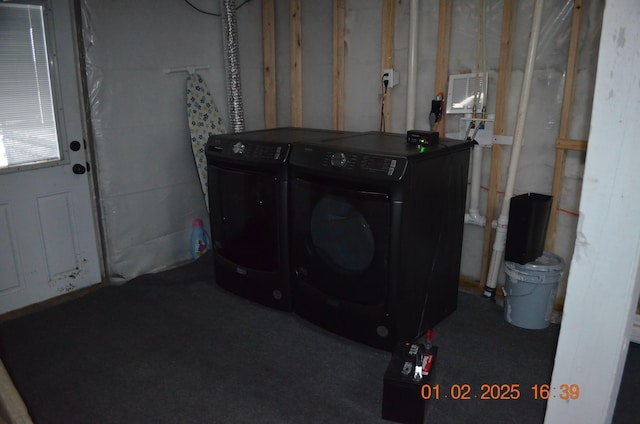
[292,178,391,306]
[209,165,279,272]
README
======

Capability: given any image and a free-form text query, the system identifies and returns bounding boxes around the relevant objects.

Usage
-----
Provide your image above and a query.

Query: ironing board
[186,73,226,211]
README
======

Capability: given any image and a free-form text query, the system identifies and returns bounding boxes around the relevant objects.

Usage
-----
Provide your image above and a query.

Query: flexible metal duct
[221,0,245,133]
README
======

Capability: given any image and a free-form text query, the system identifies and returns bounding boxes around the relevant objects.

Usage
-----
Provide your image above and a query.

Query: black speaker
[505,193,552,265]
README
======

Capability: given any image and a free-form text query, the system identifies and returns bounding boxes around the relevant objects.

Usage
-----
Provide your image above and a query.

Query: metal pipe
[221,0,245,133]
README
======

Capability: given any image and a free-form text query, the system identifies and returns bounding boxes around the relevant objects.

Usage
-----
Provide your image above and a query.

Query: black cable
[236,0,252,10]
[183,0,253,17]
[184,0,220,15]
[413,220,445,344]
[380,76,389,132]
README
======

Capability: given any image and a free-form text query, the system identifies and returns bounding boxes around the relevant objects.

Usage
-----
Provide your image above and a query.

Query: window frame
[0,0,72,175]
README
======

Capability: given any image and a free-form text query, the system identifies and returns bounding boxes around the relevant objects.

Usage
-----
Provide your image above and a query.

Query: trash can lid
[521,251,564,273]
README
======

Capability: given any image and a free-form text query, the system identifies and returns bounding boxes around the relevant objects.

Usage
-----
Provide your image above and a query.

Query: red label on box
[422,354,433,376]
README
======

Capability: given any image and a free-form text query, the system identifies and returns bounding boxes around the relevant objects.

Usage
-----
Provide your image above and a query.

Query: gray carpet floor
[0,253,636,423]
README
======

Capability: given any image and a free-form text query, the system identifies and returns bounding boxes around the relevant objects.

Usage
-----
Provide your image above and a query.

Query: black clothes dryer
[289,132,473,349]
[205,128,356,311]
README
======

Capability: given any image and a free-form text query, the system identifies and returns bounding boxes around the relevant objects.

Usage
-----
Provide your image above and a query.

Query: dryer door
[292,177,391,306]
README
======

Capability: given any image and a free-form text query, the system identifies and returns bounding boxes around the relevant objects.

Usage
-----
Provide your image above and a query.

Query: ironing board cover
[186,73,226,211]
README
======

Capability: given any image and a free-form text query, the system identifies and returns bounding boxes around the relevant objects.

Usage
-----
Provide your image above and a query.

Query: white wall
[81,0,264,281]
[545,0,640,421]
[81,0,602,292]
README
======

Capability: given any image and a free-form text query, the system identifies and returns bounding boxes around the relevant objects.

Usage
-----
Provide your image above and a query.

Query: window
[0,3,60,169]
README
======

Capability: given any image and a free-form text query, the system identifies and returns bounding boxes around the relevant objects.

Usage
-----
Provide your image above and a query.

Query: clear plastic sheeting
[79,0,232,282]
[452,0,604,295]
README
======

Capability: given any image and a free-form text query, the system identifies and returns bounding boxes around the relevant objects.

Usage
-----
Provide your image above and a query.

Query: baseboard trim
[631,314,640,345]
[0,283,105,324]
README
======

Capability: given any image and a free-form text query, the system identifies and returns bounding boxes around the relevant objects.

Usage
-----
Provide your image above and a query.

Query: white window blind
[0,3,60,169]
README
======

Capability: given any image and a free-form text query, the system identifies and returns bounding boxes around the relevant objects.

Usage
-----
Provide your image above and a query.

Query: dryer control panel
[291,146,408,181]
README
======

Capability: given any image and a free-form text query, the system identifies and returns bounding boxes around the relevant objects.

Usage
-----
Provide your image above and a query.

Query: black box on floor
[505,193,552,265]
[382,343,438,423]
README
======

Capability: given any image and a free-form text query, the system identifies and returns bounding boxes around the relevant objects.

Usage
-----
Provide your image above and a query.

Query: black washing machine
[289,132,473,349]
[205,127,356,311]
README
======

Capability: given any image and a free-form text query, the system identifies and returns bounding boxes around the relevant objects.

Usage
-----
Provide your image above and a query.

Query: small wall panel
[0,204,21,293]
[37,193,79,279]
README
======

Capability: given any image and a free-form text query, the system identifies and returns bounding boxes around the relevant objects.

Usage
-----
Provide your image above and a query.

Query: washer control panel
[330,152,348,168]
[206,138,289,164]
[232,142,246,155]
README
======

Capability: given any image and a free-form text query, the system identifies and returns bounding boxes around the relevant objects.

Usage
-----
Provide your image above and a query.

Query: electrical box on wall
[383,69,399,88]
[446,73,487,114]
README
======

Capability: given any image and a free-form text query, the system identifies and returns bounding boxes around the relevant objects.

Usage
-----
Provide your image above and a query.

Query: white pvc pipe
[483,0,545,297]
[470,146,482,212]
[405,0,419,131]
[464,145,486,226]
[465,0,488,228]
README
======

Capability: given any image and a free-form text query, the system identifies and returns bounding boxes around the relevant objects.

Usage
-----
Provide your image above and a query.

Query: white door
[0,0,102,315]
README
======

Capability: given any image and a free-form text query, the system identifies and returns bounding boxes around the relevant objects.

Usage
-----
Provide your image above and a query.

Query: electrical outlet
[383,69,398,88]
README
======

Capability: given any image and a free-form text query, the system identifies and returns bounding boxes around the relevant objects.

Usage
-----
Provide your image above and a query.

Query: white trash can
[503,252,564,329]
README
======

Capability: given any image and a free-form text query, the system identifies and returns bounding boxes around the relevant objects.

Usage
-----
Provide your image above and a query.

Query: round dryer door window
[310,196,375,273]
